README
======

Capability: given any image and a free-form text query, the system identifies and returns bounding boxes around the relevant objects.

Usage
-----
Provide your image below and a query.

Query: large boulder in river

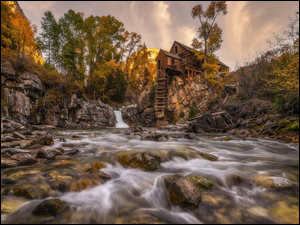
[117,151,161,171]
[190,113,217,133]
[165,174,202,208]
[252,175,293,189]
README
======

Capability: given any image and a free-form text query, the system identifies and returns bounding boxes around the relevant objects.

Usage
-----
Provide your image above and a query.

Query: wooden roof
[156,49,182,61]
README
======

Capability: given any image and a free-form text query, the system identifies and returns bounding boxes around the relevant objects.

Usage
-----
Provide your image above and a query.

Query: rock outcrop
[1,60,116,129]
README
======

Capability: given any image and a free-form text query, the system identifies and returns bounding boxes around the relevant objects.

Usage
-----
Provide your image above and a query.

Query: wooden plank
[188,70,190,83]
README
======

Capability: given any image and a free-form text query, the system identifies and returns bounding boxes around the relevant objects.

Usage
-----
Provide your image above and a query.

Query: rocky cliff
[122,75,210,127]
[1,60,116,130]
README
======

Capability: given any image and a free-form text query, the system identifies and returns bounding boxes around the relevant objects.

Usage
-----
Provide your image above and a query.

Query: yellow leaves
[205,73,218,87]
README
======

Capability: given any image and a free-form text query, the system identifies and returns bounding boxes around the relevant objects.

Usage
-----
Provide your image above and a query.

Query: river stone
[117,151,161,171]
[32,199,68,216]
[64,149,79,155]
[225,174,242,187]
[11,153,37,165]
[1,177,15,185]
[12,183,51,199]
[1,199,28,214]
[186,175,214,189]
[197,151,218,161]
[69,178,102,192]
[4,136,15,142]
[1,148,31,155]
[75,163,94,173]
[92,161,107,170]
[165,174,202,208]
[183,133,197,140]
[44,135,54,145]
[13,132,25,139]
[1,159,20,168]
[70,135,81,140]
[37,146,62,159]
[252,175,293,189]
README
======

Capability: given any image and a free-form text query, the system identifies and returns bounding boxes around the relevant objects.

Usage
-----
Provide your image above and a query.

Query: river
[1,126,299,224]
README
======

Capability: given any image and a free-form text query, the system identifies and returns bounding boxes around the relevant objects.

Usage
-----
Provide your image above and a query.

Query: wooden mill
[154,41,229,118]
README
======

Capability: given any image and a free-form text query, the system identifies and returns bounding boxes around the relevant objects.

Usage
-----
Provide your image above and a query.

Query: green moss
[286,121,299,131]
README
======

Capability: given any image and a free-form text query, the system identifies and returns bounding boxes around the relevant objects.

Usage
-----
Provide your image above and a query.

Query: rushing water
[1,128,299,224]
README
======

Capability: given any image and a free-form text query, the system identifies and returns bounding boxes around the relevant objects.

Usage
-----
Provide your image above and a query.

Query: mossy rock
[186,175,214,189]
[117,150,161,171]
[252,175,293,189]
[1,199,28,213]
[32,199,69,216]
[11,183,51,199]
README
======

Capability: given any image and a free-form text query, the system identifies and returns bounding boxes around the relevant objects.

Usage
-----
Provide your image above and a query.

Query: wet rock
[3,136,15,142]
[57,138,67,142]
[92,161,107,170]
[92,171,111,181]
[37,146,63,159]
[197,151,218,161]
[1,159,20,168]
[44,135,54,145]
[75,163,94,173]
[225,174,242,187]
[186,175,214,189]
[64,149,79,155]
[32,199,68,216]
[13,132,25,139]
[152,132,168,141]
[129,214,164,224]
[158,136,167,142]
[1,177,15,185]
[252,175,293,189]
[11,153,37,165]
[55,147,64,153]
[28,143,44,149]
[165,174,202,208]
[1,148,30,155]
[49,181,68,192]
[117,151,161,171]
[183,133,197,140]
[56,175,73,181]
[19,142,29,149]
[190,113,217,133]
[69,178,102,192]
[1,199,28,214]
[70,135,81,140]
[11,183,51,199]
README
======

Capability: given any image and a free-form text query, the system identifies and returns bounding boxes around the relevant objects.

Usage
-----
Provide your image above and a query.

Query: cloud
[152,1,172,48]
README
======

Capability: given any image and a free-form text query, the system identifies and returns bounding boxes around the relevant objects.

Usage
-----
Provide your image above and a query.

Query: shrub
[188,105,196,119]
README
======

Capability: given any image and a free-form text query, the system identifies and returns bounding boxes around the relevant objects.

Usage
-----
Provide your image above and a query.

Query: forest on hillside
[1,1,299,116]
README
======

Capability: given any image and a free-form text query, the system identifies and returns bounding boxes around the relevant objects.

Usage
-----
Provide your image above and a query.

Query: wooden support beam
[188,70,190,83]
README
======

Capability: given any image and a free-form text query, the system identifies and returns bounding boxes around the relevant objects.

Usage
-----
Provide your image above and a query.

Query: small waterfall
[114,110,129,128]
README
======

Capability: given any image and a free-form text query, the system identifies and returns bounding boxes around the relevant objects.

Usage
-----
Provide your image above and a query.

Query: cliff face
[121,75,210,127]
[1,60,116,130]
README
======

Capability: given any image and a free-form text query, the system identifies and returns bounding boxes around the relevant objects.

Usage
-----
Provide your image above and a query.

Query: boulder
[117,151,161,171]
[32,199,68,216]
[190,113,217,133]
[252,175,293,189]
[1,159,20,168]
[11,183,51,199]
[186,175,214,189]
[37,146,63,159]
[11,153,37,165]
[165,174,202,208]
[225,174,242,187]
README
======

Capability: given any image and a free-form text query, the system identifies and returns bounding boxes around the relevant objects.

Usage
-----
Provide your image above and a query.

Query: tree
[191,1,227,81]
[1,1,16,52]
[39,11,59,65]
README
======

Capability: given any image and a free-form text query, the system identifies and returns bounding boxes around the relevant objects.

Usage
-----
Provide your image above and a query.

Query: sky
[18,1,299,71]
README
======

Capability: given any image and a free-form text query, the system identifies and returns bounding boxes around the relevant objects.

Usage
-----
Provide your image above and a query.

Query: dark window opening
[172,58,174,65]
[158,60,160,70]
[175,46,177,54]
